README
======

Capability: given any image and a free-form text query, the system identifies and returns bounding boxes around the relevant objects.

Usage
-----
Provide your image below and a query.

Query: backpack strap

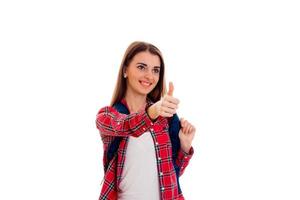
[168,113,183,193]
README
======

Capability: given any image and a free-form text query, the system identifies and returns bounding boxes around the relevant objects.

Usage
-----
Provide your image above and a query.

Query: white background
[0,0,299,199]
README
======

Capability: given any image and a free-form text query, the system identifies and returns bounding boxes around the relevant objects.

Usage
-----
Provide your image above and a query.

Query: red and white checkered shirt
[96,99,194,200]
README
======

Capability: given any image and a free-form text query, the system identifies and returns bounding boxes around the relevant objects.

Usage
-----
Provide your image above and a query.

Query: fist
[179,118,196,153]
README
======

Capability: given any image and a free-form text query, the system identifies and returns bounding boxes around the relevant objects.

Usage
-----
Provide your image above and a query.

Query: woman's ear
[123,67,127,78]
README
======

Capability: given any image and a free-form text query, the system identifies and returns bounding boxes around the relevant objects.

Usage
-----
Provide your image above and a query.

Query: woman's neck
[124,92,147,113]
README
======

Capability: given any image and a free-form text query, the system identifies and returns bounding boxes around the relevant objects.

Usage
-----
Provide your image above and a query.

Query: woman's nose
[144,70,153,79]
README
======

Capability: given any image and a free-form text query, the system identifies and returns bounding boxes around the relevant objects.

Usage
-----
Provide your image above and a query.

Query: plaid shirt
[96,98,194,200]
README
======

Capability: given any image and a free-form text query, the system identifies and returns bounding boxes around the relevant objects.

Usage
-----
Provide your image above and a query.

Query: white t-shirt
[118,131,160,200]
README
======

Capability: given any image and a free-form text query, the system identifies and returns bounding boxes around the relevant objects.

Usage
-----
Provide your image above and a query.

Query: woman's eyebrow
[136,63,160,69]
[136,62,160,68]
[136,62,147,66]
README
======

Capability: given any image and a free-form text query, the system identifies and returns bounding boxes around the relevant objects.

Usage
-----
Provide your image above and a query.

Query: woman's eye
[137,65,145,70]
[153,69,160,74]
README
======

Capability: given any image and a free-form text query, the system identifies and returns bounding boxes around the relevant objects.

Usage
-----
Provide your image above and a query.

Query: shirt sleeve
[175,146,194,176]
[96,106,154,137]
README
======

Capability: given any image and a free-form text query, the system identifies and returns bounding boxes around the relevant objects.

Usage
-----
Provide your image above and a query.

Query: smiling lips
[139,80,152,87]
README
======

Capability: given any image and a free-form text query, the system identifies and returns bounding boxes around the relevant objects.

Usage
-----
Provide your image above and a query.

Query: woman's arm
[96,106,154,137]
[177,117,196,176]
[169,114,195,176]
[169,114,194,176]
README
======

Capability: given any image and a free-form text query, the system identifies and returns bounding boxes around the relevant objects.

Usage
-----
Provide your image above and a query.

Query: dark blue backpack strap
[168,113,183,194]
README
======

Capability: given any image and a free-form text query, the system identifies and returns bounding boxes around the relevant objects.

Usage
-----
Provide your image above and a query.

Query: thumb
[167,82,174,96]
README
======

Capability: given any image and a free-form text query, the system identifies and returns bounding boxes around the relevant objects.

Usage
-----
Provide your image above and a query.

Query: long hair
[110,41,166,106]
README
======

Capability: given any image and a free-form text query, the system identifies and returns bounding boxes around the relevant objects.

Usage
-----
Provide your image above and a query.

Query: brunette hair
[110,41,166,106]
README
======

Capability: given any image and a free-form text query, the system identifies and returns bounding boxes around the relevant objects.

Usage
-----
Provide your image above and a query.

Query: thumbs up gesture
[147,82,180,120]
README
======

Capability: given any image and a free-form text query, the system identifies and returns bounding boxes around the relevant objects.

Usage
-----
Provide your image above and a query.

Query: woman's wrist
[181,144,192,154]
[147,105,158,121]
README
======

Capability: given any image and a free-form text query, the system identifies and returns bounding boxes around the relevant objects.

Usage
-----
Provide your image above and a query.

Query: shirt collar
[120,97,154,111]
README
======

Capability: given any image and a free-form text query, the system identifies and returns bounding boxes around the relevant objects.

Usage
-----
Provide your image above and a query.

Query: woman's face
[125,51,161,97]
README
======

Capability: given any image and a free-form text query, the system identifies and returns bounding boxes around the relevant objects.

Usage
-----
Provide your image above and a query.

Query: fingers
[161,105,177,115]
[161,110,174,117]
[180,118,188,133]
[180,118,195,134]
[161,99,178,109]
[156,99,176,118]
[159,94,179,118]
[164,95,180,105]
[187,125,194,134]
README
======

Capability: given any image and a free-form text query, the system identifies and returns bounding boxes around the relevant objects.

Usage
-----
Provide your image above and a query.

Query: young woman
[96,41,196,200]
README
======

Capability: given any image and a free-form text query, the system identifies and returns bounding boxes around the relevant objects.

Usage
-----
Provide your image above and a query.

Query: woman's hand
[179,118,196,153]
[147,82,180,120]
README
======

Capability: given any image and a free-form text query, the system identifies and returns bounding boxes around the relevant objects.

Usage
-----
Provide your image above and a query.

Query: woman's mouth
[139,80,152,87]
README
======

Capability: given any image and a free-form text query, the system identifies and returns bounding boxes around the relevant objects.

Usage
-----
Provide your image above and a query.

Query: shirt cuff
[178,146,194,160]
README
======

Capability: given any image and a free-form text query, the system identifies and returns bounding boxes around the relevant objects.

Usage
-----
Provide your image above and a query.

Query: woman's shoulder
[96,105,117,115]
[97,100,130,115]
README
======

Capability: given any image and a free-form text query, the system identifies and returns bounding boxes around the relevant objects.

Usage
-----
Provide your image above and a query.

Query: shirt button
[159,172,163,176]
[184,156,188,159]
[150,122,153,126]
[117,122,120,125]
[161,187,165,191]
[143,127,146,131]
[155,142,159,146]
[158,157,161,160]
[150,128,154,132]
